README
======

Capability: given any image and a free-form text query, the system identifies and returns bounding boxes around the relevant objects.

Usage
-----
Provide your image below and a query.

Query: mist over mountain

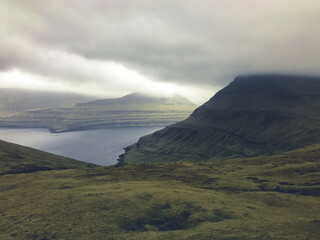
[123,74,320,163]
[0,88,95,115]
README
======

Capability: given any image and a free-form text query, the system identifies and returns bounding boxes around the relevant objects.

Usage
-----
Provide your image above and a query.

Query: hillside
[0,93,197,132]
[0,144,319,239]
[123,75,320,163]
[0,88,94,116]
[0,140,97,175]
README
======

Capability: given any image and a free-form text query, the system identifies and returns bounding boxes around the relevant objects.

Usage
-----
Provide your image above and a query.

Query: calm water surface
[0,127,162,166]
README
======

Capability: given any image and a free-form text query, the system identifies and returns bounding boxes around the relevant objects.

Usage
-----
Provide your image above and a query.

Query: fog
[1,0,319,104]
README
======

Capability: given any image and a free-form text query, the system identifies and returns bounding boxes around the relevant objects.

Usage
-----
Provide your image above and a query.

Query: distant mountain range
[0,92,196,132]
[0,88,95,116]
[122,74,320,163]
[77,92,195,109]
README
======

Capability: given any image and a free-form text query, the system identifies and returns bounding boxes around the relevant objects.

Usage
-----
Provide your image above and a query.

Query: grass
[0,144,320,239]
[0,140,97,175]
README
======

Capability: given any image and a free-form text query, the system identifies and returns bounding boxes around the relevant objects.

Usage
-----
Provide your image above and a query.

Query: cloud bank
[1,0,319,104]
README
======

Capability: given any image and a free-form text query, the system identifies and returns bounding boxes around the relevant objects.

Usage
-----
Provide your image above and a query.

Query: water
[0,127,162,166]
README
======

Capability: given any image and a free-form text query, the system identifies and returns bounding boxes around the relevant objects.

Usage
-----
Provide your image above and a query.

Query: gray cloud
[1,0,320,93]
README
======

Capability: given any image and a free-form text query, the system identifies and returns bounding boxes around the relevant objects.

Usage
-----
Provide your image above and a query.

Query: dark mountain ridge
[122,74,320,163]
[199,74,320,110]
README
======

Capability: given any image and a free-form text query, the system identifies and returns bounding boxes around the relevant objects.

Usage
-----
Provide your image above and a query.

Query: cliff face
[0,93,196,132]
[123,75,320,163]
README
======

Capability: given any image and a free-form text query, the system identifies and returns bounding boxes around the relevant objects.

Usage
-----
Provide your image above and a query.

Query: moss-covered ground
[1,144,319,239]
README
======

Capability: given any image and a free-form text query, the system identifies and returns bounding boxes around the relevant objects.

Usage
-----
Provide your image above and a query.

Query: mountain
[0,140,97,175]
[1,143,319,239]
[0,88,95,116]
[122,74,320,163]
[0,93,197,132]
[77,92,195,109]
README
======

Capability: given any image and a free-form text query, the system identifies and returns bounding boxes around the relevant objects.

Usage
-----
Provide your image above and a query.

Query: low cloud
[1,0,320,104]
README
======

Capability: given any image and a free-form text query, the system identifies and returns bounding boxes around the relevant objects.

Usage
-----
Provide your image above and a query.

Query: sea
[0,127,162,166]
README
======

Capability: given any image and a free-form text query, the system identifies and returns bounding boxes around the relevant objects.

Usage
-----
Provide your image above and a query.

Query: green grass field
[1,143,319,239]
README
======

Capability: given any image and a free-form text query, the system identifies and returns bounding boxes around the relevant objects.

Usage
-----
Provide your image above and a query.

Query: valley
[1,75,320,239]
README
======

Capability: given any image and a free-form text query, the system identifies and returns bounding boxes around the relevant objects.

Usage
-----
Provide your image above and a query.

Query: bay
[0,127,162,166]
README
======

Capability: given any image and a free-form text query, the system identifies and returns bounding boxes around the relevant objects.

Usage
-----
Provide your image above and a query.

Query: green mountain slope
[0,93,196,132]
[0,144,319,239]
[123,75,320,163]
[0,88,94,116]
[0,140,97,175]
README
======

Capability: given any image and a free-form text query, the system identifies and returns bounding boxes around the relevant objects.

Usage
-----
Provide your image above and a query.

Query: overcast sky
[1,0,319,104]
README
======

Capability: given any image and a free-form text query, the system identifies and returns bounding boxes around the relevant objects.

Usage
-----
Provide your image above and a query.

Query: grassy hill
[0,144,319,239]
[0,93,197,132]
[0,88,94,116]
[123,75,320,163]
[0,140,97,175]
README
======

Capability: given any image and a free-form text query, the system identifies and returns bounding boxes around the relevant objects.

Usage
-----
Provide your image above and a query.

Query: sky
[0,0,320,104]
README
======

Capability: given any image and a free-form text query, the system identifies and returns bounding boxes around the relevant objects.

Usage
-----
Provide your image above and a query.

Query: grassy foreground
[1,144,320,239]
